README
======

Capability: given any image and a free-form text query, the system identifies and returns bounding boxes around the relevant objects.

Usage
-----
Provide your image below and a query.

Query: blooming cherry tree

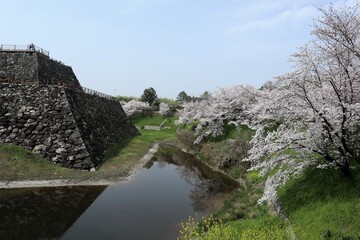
[122,100,152,117]
[245,2,360,203]
[176,85,258,143]
[159,102,172,117]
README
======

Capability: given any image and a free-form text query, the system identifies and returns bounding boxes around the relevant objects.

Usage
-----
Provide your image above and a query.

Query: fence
[82,86,116,100]
[0,44,49,57]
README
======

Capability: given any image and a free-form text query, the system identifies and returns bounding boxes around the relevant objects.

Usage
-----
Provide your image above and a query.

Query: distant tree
[259,81,276,91]
[116,95,138,102]
[151,98,161,111]
[159,102,173,117]
[141,87,158,104]
[176,91,193,104]
[158,97,177,107]
[122,100,152,117]
[200,91,211,100]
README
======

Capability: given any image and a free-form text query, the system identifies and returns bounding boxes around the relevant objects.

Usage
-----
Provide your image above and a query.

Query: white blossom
[122,100,151,117]
[246,1,360,203]
[159,102,171,116]
[176,85,258,143]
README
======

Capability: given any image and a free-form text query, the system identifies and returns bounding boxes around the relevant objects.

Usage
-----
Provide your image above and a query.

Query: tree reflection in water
[147,143,240,213]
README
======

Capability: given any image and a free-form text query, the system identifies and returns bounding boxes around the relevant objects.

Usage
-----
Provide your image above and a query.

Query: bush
[116,95,138,102]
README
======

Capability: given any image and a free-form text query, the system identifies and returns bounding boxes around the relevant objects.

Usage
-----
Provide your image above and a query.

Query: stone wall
[0,51,81,90]
[0,51,38,84]
[65,89,139,167]
[37,53,81,89]
[0,83,139,169]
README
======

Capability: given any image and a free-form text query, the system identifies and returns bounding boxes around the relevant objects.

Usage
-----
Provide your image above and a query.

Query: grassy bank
[178,126,360,239]
[0,114,177,182]
[278,167,360,239]
[175,126,289,239]
[182,157,360,239]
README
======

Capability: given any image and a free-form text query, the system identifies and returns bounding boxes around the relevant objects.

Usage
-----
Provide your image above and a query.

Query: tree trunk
[340,161,353,179]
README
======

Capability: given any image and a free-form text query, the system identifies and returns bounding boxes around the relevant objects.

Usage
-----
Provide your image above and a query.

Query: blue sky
[1,0,356,98]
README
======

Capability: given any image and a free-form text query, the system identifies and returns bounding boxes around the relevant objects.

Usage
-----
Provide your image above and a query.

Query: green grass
[215,184,267,222]
[0,114,178,182]
[178,214,288,240]
[131,114,177,128]
[115,95,139,102]
[158,97,178,107]
[278,167,360,239]
[196,125,254,179]
[209,124,238,142]
[224,216,289,240]
[0,144,87,181]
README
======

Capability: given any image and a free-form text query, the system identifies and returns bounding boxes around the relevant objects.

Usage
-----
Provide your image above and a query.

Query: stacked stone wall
[65,89,139,167]
[37,54,81,89]
[0,51,81,90]
[0,84,138,169]
[0,52,38,84]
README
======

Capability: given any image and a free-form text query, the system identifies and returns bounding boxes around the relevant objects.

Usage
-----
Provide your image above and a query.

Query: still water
[0,144,239,240]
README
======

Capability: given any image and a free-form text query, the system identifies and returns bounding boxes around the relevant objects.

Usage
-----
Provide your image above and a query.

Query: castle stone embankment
[0,51,81,89]
[0,84,139,170]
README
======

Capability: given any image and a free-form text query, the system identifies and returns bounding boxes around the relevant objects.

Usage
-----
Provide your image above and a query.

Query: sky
[1,0,357,99]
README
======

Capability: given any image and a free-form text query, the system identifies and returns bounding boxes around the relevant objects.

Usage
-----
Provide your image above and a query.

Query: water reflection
[148,143,240,213]
[0,185,106,240]
[0,144,239,240]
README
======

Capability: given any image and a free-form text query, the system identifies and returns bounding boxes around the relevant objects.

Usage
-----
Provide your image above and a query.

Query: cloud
[226,5,316,34]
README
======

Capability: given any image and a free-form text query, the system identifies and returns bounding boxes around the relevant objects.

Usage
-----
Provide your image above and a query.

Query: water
[0,144,239,240]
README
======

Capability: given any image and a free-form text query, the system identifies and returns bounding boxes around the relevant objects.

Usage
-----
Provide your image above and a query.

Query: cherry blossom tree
[245,2,360,203]
[122,99,152,117]
[176,85,258,143]
[159,102,172,117]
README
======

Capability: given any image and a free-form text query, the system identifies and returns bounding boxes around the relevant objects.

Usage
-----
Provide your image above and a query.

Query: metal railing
[0,44,49,57]
[82,86,115,100]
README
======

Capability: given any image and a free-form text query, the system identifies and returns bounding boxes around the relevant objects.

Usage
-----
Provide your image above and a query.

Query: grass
[131,114,176,128]
[214,182,267,222]
[278,167,360,239]
[196,125,254,179]
[178,206,289,240]
[0,114,177,182]
[0,144,85,181]
[224,216,289,240]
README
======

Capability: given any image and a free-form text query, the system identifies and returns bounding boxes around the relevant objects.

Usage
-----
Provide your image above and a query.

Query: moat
[0,145,239,240]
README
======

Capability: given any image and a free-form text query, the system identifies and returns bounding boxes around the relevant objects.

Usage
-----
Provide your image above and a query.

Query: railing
[82,86,115,100]
[0,44,49,57]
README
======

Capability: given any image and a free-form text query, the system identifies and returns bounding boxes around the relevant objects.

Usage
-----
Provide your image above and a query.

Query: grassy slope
[278,167,360,239]
[185,125,289,238]
[183,124,360,239]
[210,163,360,239]
[0,114,177,182]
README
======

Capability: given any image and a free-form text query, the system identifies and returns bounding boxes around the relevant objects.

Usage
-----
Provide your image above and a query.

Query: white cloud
[226,5,316,34]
